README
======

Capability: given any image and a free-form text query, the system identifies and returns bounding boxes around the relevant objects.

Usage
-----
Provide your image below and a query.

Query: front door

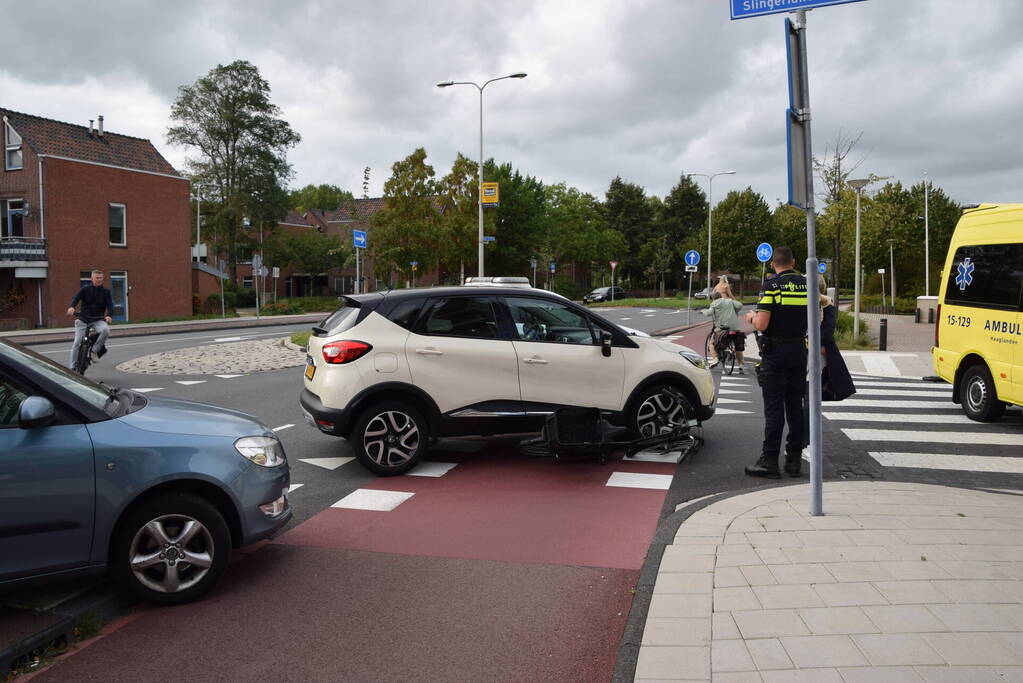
[504,296,625,411]
[0,377,96,580]
[109,271,128,322]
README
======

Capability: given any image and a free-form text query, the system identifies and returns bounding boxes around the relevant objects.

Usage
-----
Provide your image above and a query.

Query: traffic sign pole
[610,261,618,302]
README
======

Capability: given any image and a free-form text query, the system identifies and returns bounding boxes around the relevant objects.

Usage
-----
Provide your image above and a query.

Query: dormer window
[4,121,22,170]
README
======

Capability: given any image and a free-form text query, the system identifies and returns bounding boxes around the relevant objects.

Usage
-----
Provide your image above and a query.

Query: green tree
[287,230,350,276]
[812,130,866,286]
[909,180,960,295]
[289,184,353,213]
[438,153,487,283]
[658,173,708,287]
[771,203,808,270]
[639,234,674,297]
[369,148,439,284]
[546,183,624,286]
[486,160,549,281]
[167,60,300,282]
[603,177,654,284]
[709,188,773,294]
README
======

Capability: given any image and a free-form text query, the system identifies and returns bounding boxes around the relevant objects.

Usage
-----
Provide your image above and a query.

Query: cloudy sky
[5,0,1021,208]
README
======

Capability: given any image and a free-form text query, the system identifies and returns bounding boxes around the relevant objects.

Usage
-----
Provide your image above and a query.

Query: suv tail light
[322,341,372,364]
[935,303,941,348]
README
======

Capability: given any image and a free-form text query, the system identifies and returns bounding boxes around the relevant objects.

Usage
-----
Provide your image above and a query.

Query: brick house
[1,108,191,329]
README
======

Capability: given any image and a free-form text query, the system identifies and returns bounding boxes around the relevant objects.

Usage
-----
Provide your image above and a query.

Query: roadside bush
[835,311,872,349]
[206,292,237,314]
[857,295,917,314]
[260,296,338,315]
[260,301,300,315]
[235,288,257,307]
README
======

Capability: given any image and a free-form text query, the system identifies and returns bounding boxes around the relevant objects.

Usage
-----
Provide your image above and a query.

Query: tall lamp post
[847,178,871,340]
[923,170,930,296]
[888,239,897,308]
[437,72,527,278]
[688,170,736,290]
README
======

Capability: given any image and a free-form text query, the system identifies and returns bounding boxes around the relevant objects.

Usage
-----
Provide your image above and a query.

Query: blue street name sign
[482,236,496,243]
[730,0,865,20]
[819,262,828,273]
[353,230,367,249]
[756,243,773,263]
[684,250,701,267]
[550,262,556,273]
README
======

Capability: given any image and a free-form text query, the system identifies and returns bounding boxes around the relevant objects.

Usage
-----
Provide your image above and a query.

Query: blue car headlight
[234,435,287,467]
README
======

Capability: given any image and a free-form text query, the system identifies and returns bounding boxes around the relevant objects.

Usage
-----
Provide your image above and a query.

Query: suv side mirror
[19,396,56,430]
[600,331,613,357]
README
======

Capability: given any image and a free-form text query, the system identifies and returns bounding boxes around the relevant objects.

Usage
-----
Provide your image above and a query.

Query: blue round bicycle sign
[818,262,828,274]
[756,243,773,263]
[684,250,700,266]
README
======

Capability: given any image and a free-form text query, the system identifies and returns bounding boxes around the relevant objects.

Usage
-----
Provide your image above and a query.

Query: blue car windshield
[0,341,110,411]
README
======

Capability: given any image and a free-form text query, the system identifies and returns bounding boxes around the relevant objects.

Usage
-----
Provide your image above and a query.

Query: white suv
[300,286,716,475]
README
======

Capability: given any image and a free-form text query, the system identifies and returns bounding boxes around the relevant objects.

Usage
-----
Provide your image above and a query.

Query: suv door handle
[522,356,548,365]
[415,347,444,356]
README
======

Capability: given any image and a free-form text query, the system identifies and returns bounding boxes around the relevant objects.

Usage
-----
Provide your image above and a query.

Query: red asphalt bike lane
[33,443,679,682]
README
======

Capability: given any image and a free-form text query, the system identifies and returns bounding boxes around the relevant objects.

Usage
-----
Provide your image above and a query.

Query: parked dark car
[583,286,625,303]
[0,338,291,605]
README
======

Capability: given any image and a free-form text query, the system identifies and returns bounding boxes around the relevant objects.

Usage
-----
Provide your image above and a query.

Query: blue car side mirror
[19,396,56,430]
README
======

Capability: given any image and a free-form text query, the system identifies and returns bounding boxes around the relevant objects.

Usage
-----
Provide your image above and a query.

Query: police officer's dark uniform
[745,268,809,478]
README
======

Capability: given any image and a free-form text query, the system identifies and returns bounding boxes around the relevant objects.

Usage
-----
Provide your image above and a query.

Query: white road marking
[718,389,749,395]
[131,388,163,393]
[823,412,980,425]
[619,317,632,321]
[606,472,673,490]
[299,457,354,470]
[717,398,751,404]
[843,428,1023,447]
[715,408,755,415]
[623,449,684,464]
[35,329,307,354]
[287,484,304,493]
[332,489,415,511]
[861,354,900,376]
[271,424,294,432]
[869,451,1023,474]
[856,388,954,397]
[822,399,958,410]
[640,309,657,313]
[175,380,206,386]
[850,381,950,389]
[215,374,245,378]
[212,336,246,342]
[406,461,458,477]
[644,314,657,318]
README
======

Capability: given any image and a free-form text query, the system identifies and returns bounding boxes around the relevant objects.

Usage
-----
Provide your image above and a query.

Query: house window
[243,277,253,289]
[4,122,22,171]
[1,199,24,237]
[108,203,126,246]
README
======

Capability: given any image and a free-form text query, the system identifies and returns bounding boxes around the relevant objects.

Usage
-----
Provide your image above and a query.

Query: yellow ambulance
[932,203,1023,421]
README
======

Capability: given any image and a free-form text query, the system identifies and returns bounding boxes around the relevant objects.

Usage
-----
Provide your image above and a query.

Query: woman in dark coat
[820,298,856,401]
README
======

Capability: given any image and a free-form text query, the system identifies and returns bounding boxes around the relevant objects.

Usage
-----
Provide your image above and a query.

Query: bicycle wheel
[704,330,715,363]
[723,343,737,375]
[75,340,91,375]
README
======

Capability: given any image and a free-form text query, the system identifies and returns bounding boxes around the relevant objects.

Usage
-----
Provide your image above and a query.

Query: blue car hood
[116,394,272,438]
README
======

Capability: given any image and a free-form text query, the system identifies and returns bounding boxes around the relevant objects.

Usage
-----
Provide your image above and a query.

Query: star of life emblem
[956,258,974,291]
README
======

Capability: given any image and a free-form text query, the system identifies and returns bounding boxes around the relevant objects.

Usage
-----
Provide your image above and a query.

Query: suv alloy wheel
[351,400,428,475]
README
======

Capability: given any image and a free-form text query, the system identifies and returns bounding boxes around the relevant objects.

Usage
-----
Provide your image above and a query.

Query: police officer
[744,247,808,478]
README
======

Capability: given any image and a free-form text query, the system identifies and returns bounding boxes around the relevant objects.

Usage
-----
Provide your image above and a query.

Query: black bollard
[879,318,888,351]
[915,308,921,323]
[928,308,935,324]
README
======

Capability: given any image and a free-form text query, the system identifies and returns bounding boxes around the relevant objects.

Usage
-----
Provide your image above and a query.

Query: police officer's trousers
[758,342,808,467]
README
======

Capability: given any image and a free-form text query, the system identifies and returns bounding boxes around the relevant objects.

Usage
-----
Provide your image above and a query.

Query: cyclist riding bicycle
[67,269,113,371]
[701,289,746,372]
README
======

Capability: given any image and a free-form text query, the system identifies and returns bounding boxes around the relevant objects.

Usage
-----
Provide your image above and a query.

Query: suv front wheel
[630,383,694,438]
[352,400,428,475]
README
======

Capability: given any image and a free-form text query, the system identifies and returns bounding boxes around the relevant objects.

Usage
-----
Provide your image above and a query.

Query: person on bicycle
[701,288,746,371]
[67,269,113,371]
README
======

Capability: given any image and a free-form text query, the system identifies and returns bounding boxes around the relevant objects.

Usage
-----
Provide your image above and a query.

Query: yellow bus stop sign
[481,182,499,206]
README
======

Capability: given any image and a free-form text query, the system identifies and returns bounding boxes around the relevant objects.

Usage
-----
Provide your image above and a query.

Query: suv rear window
[314,302,361,337]
[944,243,1023,311]
[386,299,425,330]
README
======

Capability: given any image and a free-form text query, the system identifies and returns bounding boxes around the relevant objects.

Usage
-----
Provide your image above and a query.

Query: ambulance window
[944,243,1023,311]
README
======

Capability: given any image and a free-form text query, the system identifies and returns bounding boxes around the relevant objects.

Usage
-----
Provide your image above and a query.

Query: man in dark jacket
[67,270,114,371]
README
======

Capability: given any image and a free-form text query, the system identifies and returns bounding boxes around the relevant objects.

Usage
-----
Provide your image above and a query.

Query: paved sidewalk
[635,481,1023,682]
[743,335,935,378]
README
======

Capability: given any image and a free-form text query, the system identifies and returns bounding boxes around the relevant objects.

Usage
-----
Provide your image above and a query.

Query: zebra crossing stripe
[823,412,980,425]
[851,381,950,389]
[855,388,953,397]
[718,389,749,395]
[869,451,1023,474]
[715,408,754,415]
[717,398,751,404]
[822,399,958,410]
[844,428,1023,447]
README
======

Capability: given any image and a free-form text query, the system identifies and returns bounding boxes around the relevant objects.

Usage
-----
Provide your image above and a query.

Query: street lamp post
[688,171,736,290]
[847,178,871,340]
[437,72,527,278]
[190,194,201,262]
[923,170,930,296]
[888,239,897,308]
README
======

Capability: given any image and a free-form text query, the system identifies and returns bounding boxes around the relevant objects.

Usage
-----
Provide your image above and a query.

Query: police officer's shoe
[744,457,781,479]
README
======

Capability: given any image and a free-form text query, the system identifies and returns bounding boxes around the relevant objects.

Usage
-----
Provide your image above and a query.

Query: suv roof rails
[463,276,532,288]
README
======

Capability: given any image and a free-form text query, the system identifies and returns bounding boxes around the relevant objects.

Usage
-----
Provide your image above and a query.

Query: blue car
[0,338,291,605]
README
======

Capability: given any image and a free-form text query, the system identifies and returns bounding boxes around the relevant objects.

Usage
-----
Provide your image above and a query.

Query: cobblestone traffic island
[116,338,306,375]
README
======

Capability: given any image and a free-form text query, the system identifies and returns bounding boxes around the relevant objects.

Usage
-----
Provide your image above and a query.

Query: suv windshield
[0,340,110,411]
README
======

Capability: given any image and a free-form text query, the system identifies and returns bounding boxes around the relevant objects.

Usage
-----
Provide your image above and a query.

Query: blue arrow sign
[818,262,828,274]
[550,262,556,273]
[353,230,367,249]
[684,250,701,267]
[756,243,773,263]
[730,0,865,20]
